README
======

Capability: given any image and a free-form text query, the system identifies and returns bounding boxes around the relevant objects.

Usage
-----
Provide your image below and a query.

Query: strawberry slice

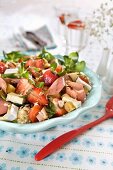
[27,88,48,105]
[29,104,43,122]
[43,70,58,86]
[16,78,33,95]
[59,14,65,24]
[67,20,85,30]
[25,59,44,69]
[25,59,35,68]
[35,59,44,69]
[55,65,62,73]
[0,61,6,74]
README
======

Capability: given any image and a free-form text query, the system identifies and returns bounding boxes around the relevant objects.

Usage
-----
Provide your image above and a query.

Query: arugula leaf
[45,101,56,118]
[18,62,30,79]
[50,62,57,72]
[3,51,26,62]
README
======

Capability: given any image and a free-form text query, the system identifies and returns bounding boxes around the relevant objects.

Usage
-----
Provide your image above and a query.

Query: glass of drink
[54,6,90,55]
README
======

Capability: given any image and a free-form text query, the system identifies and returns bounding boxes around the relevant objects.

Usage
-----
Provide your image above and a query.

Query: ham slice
[47,77,65,96]
[66,80,83,90]
[0,78,7,93]
[77,89,86,102]
[0,98,8,115]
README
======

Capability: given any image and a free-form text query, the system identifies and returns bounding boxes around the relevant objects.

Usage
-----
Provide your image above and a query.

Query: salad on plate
[0,49,92,124]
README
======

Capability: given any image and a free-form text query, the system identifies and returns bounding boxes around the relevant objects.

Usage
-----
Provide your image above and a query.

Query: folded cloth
[11,25,57,51]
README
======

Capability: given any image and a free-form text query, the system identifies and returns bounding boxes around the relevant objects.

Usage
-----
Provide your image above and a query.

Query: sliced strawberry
[16,78,33,95]
[25,59,35,68]
[43,70,58,86]
[25,59,44,69]
[29,104,43,122]
[59,14,65,24]
[27,88,48,105]
[35,59,44,69]
[0,61,6,74]
[55,65,62,73]
[67,20,85,30]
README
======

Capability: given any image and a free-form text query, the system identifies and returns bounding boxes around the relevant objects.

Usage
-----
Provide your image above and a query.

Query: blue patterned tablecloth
[0,89,113,170]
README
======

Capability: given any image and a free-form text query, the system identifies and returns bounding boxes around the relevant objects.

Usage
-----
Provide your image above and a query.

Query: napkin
[12,25,57,51]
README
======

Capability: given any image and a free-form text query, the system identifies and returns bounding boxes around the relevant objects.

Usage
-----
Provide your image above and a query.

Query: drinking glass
[55,6,90,55]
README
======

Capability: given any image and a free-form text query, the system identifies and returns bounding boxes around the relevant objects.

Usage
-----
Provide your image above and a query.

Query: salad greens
[45,101,56,118]
[3,51,27,62]
[39,48,54,61]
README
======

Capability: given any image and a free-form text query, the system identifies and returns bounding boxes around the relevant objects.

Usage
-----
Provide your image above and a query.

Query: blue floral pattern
[69,153,83,165]
[87,156,96,165]
[0,163,6,170]
[82,138,95,147]
[16,147,30,158]
[30,150,38,158]
[38,134,48,142]
[56,153,67,162]
[0,130,7,138]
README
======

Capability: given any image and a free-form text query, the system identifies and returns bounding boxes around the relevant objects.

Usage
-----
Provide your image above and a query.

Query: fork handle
[35,114,110,161]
